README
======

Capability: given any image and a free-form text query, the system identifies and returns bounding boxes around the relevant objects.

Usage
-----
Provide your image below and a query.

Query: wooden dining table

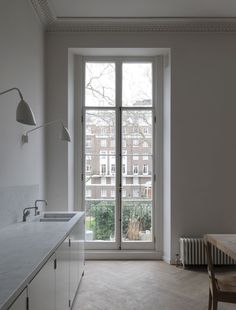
[204,234,236,261]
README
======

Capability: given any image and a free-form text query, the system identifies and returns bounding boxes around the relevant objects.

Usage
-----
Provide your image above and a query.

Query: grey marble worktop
[0,211,84,310]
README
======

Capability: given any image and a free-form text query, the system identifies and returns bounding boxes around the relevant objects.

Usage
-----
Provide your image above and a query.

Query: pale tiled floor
[73,261,236,310]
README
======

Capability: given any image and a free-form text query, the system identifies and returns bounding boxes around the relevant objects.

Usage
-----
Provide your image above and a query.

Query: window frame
[77,55,163,254]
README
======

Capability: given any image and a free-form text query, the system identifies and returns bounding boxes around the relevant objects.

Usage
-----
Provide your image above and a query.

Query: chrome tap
[22,200,48,222]
[22,206,38,222]
[35,199,48,213]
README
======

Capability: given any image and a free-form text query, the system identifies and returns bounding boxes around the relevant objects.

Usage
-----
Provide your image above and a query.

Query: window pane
[85,155,116,242]
[85,62,115,107]
[122,110,152,155]
[85,110,116,155]
[122,63,152,107]
[85,201,115,242]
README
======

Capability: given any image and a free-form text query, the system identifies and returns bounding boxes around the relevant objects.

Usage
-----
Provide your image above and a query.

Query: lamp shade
[60,125,71,142]
[16,99,36,126]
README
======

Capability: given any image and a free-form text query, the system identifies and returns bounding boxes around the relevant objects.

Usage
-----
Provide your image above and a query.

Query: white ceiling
[48,0,236,18]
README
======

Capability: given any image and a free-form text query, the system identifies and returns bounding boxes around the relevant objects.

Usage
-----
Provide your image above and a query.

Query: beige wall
[45,31,236,262]
[0,0,45,216]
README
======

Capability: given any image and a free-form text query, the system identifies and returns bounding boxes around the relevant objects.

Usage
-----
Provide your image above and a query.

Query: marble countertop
[0,211,84,310]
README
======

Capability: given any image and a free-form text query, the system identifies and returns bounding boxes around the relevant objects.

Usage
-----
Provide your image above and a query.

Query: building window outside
[101,189,107,197]
[101,139,107,147]
[133,177,139,185]
[143,141,149,148]
[101,177,106,185]
[122,190,126,198]
[86,140,91,148]
[86,164,91,172]
[143,155,148,160]
[122,164,126,174]
[100,151,107,159]
[101,127,107,135]
[133,165,139,175]
[133,139,139,147]
[133,189,139,198]
[86,189,92,197]
[101,164,106,174]
[143,127,149,134]
[111,190,115,198]
[143,164,148,175]
[111,164,116,174]
[133,155,139,161]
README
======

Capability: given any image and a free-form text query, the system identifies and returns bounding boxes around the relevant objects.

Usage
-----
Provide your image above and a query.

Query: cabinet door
[28,254,56,310]
[69,224,80,305]
[78,214,85,281]
[8,289,27,310]
[55,237,70,310]
[69,215,85,306]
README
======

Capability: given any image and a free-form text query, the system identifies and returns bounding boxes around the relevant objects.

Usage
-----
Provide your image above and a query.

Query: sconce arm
[0,88,23,100]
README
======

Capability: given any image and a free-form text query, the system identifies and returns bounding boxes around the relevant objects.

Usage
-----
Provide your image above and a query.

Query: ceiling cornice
[29,0,236,33]
[29,0,55,25]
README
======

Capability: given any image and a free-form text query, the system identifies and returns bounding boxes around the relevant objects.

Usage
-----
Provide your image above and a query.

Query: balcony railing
[85,200,152,242]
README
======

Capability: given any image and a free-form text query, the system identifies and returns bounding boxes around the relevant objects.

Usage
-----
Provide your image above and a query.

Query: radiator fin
[180,238,236,267]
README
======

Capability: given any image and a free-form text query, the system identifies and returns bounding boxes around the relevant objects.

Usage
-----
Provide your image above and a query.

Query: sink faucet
[35,199,48,211]
[22,206,38,222]
[22,200,48,222]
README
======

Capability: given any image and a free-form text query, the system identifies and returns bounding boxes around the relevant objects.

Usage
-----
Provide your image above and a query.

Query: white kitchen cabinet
[8,289,27,310]
[78,214,85,282]
[69,223,80,306]
[7,214,85,310]
[28,254,56,310]
[69,214,85,307]
[55,237,70,310]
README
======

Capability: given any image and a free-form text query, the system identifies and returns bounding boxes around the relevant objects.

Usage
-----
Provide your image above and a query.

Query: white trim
[28,4,236,33]
[155,55,164,258]
[74,53,164,258]
[85,250,162,260]
[162,255,172,264]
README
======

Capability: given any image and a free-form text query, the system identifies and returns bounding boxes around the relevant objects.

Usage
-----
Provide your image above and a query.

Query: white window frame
[76,54,163,256]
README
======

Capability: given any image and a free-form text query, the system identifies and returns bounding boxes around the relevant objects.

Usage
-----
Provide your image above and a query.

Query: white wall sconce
[22,120,71,144]
[0,87,36,125]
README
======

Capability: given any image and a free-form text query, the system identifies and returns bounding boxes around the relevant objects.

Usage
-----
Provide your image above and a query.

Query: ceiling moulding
[29,1,236,32]
[29,0,55,25]
[46,19,236,33]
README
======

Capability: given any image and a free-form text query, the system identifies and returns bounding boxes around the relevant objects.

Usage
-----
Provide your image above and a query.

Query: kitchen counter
[0,211,84,310]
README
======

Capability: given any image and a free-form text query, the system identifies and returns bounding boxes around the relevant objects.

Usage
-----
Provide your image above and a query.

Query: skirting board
[85,250,162,260]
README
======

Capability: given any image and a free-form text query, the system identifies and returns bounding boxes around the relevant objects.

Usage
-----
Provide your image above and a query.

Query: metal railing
[85,201,152,241]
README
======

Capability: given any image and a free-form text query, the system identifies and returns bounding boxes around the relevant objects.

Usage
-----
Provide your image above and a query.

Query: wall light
[22,120,71,144]
[0,87,36,125]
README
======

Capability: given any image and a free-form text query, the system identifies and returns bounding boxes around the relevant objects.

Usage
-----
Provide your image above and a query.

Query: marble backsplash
[0,185,39,229]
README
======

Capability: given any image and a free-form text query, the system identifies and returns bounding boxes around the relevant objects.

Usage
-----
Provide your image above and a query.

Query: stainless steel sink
[39,212,76,222]
[42,213,76,219]
[40,218,71,222]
